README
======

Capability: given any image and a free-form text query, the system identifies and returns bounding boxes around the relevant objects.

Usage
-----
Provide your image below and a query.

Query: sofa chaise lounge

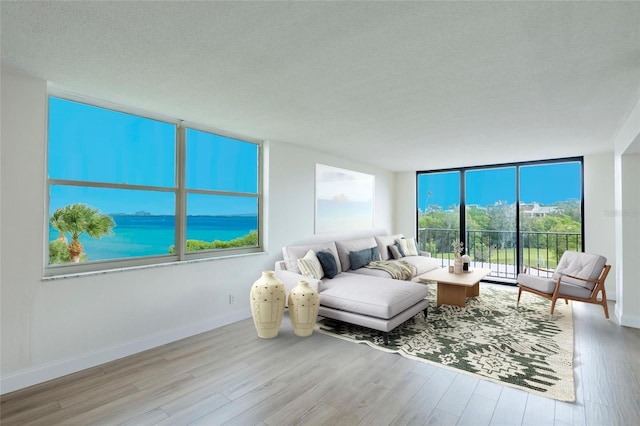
[274,232,441,343]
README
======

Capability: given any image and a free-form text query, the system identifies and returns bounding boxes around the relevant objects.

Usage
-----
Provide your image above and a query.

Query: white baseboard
[620,313,640,328]
[614,303,640,328]
[0,309,251,395]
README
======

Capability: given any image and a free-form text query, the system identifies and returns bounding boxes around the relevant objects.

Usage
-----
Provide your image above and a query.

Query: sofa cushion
[319,273,429,319]
[389,244,403,259]
[348,267,399,279]
[316,250,339,279]
[348,247,380,270]
[349,247,374,270]
[518,274,592,299]
[552,251,606,291]
[397,237,419,256]
[297,250,324,280]
[375,234,404,260]
[335,237,379,272]
[283,242,342,274]
[404,255,441,276]
[370,246,381,261]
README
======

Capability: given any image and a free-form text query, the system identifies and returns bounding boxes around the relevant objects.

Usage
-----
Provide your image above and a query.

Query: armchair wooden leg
[550,296,558,317]
[600,287,610,319]
[517,287,522,307]
[565,299,569,305]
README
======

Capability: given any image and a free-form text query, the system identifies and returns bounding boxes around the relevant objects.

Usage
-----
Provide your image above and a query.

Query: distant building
[520,202,557,217]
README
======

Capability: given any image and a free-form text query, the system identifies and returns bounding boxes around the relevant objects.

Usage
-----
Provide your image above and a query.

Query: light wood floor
[2,284,639,426]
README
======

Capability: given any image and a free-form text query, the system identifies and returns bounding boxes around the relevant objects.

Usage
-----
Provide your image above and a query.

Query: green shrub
[169,230,258,254]
[49,239,88,264]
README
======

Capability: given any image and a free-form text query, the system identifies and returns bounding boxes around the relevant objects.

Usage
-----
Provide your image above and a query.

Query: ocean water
[49,215,257,261]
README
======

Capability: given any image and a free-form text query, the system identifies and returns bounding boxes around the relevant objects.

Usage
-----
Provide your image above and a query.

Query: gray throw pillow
[389,244,404,259]
[370,247,380,261]
[349,247,373,270]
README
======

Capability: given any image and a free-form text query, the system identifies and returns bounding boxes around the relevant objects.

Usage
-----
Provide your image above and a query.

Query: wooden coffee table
[418,267,491,307]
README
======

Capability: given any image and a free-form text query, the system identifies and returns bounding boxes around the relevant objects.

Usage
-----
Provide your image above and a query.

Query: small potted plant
[451,240,464,274]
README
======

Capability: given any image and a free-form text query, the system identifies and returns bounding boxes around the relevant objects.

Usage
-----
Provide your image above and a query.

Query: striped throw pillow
[397,237,419,256]
[297,249,324,280]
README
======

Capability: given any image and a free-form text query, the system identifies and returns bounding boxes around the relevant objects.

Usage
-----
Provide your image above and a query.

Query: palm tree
[50,203,115,263]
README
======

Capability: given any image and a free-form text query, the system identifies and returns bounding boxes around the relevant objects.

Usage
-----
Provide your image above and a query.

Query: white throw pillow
[297,249,324,280]
[397,238,419,256]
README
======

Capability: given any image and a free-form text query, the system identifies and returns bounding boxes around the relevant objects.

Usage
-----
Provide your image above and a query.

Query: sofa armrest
[274,261,322,295]
[420,251,432,257]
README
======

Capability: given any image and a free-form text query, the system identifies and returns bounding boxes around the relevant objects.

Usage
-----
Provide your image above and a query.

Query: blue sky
[49,97,581,217]
[48,97,258,216]
[418,162,582,211]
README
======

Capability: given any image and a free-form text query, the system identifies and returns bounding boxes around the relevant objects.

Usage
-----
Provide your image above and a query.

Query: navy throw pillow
[349,247,373,270]
[394,242,405,257]
[316,251,338,279]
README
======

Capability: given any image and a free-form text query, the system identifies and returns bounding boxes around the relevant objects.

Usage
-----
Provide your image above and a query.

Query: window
[183,128,259,254]
[47,96,262,275]
[417,158,583,282]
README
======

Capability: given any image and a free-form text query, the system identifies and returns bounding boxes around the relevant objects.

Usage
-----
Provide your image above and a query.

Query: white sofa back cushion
[374,234,404,261]
[283,242,341,275]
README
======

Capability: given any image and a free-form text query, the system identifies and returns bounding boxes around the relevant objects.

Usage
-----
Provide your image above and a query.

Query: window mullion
[176,123,187,260]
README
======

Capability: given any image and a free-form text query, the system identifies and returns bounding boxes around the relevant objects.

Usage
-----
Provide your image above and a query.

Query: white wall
[619,153,639,327]
[0,68,394,393]
[583,153,617,298]
[394,172,417,238]
[266,141,394,254]
[613,98,640,327]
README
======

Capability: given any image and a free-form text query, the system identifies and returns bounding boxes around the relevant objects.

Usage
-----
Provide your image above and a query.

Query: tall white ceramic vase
[250,271,286,338]
[288,280,320,337]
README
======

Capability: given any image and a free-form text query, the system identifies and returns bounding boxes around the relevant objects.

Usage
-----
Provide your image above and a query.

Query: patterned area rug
[316,283,575,402]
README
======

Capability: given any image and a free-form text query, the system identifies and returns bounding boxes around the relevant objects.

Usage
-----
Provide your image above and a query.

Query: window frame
[45,91,263,277]
[415,157,584,283]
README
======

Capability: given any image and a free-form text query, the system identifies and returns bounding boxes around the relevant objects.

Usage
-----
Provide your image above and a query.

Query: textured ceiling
[2,1,639,171]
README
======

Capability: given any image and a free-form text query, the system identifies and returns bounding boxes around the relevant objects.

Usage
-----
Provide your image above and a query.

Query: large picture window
[47,96,262,275]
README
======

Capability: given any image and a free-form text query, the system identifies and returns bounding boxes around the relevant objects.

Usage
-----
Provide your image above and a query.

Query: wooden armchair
[517,251,611,318]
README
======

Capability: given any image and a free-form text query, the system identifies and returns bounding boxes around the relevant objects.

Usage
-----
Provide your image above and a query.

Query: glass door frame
[416,156,584,282]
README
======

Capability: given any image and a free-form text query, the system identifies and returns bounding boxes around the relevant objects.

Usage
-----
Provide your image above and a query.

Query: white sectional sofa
[274,232,441,344]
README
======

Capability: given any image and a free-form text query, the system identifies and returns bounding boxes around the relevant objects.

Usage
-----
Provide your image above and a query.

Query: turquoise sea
[49,215,257,261]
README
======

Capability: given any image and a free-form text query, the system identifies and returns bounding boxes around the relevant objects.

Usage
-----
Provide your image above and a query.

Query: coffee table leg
[467,282,480,298]
[437,282,467,307]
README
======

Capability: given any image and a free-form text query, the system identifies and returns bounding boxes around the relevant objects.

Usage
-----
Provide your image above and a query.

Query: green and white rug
[317,283,575,402]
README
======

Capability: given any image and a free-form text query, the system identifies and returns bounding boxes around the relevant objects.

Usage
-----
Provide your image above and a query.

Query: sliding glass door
[417,158,583,282]
[465,167,517,279]
[519,161,583,271]
[417,171,460,264]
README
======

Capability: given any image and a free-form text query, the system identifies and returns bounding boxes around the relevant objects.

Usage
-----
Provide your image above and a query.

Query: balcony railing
[417,228,582,280]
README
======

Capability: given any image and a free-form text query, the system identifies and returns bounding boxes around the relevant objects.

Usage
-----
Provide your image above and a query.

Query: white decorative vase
[250,271,286,338]
[288,280,320,337]
[454,257,463,274]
